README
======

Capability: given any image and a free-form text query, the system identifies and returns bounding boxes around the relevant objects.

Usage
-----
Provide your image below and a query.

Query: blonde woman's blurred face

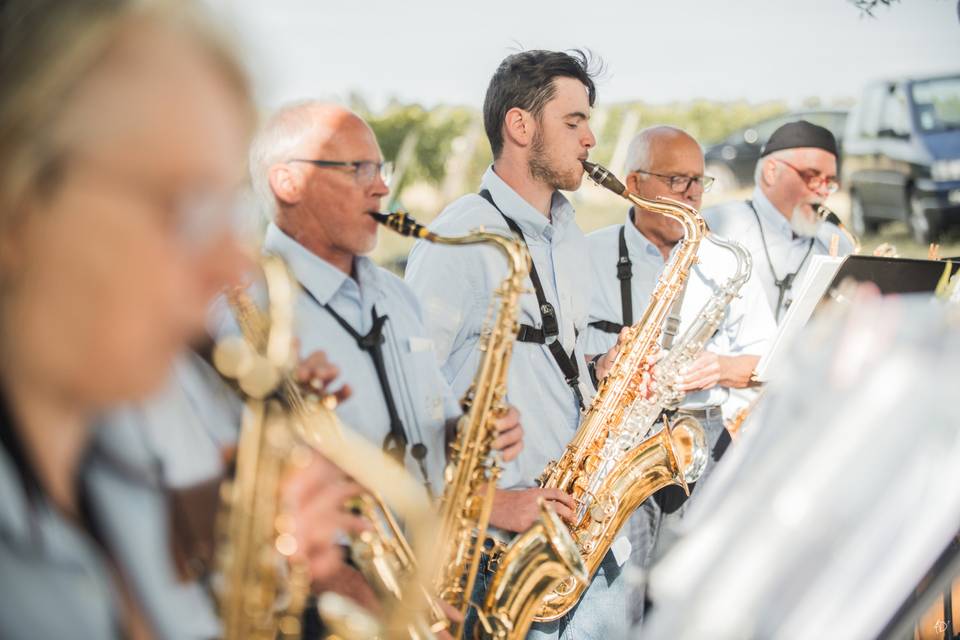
[8,24,249,407]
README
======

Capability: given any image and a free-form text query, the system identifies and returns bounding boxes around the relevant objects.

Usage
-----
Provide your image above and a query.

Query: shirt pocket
[400,336,448,426]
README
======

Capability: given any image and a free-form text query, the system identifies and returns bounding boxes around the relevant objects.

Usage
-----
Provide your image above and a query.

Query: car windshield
[911,77,960,133]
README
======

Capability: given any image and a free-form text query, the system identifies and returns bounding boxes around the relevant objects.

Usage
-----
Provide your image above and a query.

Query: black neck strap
[587,213,687,352]
[747,200,815,321]
[301,288,410,465]
[478,189,584,409]
[588,224,634,336]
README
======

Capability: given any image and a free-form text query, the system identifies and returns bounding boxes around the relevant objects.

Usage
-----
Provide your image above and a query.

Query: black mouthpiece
[816,206,843,228]
[582,160,627,196]
[369,211,432,240]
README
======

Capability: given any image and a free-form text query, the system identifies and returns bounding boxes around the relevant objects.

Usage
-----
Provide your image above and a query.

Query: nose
[583,125,596,149]
[685,180,704,207]
[369,173,390,200]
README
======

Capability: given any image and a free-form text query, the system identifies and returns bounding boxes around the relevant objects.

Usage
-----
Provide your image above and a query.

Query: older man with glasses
[704,120,853,323]
[236,101,525,615]
[580,125,776,627]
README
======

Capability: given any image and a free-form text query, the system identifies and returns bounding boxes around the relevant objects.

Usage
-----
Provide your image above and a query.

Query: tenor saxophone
[372,210,541,637]
[214,255,444,640]
[531,160,710,621]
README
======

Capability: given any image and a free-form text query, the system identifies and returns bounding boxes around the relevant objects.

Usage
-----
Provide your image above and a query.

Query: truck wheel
[907,189,942,245]
[850,191,879,237]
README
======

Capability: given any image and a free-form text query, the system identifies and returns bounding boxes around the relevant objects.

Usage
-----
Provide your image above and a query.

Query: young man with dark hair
[406,50,627,639]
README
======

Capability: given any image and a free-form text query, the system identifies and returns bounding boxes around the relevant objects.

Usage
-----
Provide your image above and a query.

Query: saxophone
[372,210,542,637]
[626,232,753,431]
[531,160,710,621]
[214,255,443,640]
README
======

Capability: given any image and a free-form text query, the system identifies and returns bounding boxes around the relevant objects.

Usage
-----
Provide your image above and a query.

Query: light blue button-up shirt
[581,210,777,416]
[404,167,595,491]
[0,353,236,640]
[246,223,459,495]
[704,188,854,322]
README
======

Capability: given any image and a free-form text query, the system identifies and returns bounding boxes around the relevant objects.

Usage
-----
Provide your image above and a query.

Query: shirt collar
[479,166,575,242]
[751,186,794,238]
[622,207,677,265]
[263,223,384,306]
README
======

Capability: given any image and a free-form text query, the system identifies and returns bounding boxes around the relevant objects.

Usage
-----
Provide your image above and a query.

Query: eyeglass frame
[771,157,839,194]
[630,169,716,194]
[287,158,394,186]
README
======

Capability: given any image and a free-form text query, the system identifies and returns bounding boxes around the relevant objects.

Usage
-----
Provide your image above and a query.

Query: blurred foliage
[355,101,475,188]
[355,97,855,201]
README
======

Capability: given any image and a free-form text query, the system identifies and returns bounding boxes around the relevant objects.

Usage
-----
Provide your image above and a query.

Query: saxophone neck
[705,232,752,290]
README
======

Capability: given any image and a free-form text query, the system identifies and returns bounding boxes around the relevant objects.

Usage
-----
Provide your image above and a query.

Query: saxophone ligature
[213,255,443,640]
[529,160,711,621]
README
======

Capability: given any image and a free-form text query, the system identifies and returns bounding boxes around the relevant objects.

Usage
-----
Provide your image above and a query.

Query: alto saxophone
[532,160,710,621]
[625,232,753,431]
[214,255,443,640]
[372,210,543,637]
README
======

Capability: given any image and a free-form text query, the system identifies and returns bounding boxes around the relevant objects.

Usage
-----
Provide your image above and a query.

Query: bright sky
[209,0,960,110]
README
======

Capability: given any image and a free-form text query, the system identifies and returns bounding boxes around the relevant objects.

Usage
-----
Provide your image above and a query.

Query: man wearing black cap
[704,120,854,323]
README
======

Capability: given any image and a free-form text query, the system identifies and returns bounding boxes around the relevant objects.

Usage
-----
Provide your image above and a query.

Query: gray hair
[754,148,796,185]
[248,99,333,220]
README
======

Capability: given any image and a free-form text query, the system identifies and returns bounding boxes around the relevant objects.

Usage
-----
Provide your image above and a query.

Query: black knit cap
[760,120,839,158]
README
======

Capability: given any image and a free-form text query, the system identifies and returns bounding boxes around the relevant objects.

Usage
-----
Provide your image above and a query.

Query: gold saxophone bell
[474,500,588,640]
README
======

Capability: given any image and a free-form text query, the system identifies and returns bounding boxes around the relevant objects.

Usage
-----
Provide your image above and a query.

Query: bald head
[625,125,701,175]
[249,101,373,219]
[624,126,706,256]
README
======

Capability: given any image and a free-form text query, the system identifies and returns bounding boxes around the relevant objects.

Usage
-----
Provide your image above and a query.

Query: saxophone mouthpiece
[581,160,626,196]
[814,204,842,228]
[369,211,435,240]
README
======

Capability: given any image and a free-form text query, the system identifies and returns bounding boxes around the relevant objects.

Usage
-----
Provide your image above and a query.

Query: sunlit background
[207,0,960,266]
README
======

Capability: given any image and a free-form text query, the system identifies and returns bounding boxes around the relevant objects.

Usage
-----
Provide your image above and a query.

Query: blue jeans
[626,407,729,629]
[464,550,628,639]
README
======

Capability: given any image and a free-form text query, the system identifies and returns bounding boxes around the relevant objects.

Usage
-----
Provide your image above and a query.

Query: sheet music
[754,254,844,382]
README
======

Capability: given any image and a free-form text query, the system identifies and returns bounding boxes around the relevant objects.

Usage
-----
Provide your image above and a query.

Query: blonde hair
[0,0,253,227]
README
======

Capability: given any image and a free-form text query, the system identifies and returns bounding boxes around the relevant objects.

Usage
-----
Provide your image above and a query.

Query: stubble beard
[528,128,581,192]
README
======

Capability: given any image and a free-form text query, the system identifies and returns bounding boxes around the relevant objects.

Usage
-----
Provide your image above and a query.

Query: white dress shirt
[581,210,776,415]
[703,187,854,322]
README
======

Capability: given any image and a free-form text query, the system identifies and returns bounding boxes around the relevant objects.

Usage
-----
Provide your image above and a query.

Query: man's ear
[503,107,534,149]
[760,158,777,186]
[626,171,641,194]
[268,163,302,206]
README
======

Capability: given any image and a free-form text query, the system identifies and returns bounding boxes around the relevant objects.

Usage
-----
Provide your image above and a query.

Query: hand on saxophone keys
[594,327,631,381]
[489,487,577,532]
[279,454,370,589]
[491,406,524,462]
[294,346,352,404]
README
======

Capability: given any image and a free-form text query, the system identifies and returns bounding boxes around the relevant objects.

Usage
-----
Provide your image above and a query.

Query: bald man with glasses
[580,125,776,626]
[703,120,853,323]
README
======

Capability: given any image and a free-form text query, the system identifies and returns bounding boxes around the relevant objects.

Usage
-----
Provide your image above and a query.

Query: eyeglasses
[67,157,249,253]
[773,158,839,194]
[632,169,715,194]
[288,159,393,186]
